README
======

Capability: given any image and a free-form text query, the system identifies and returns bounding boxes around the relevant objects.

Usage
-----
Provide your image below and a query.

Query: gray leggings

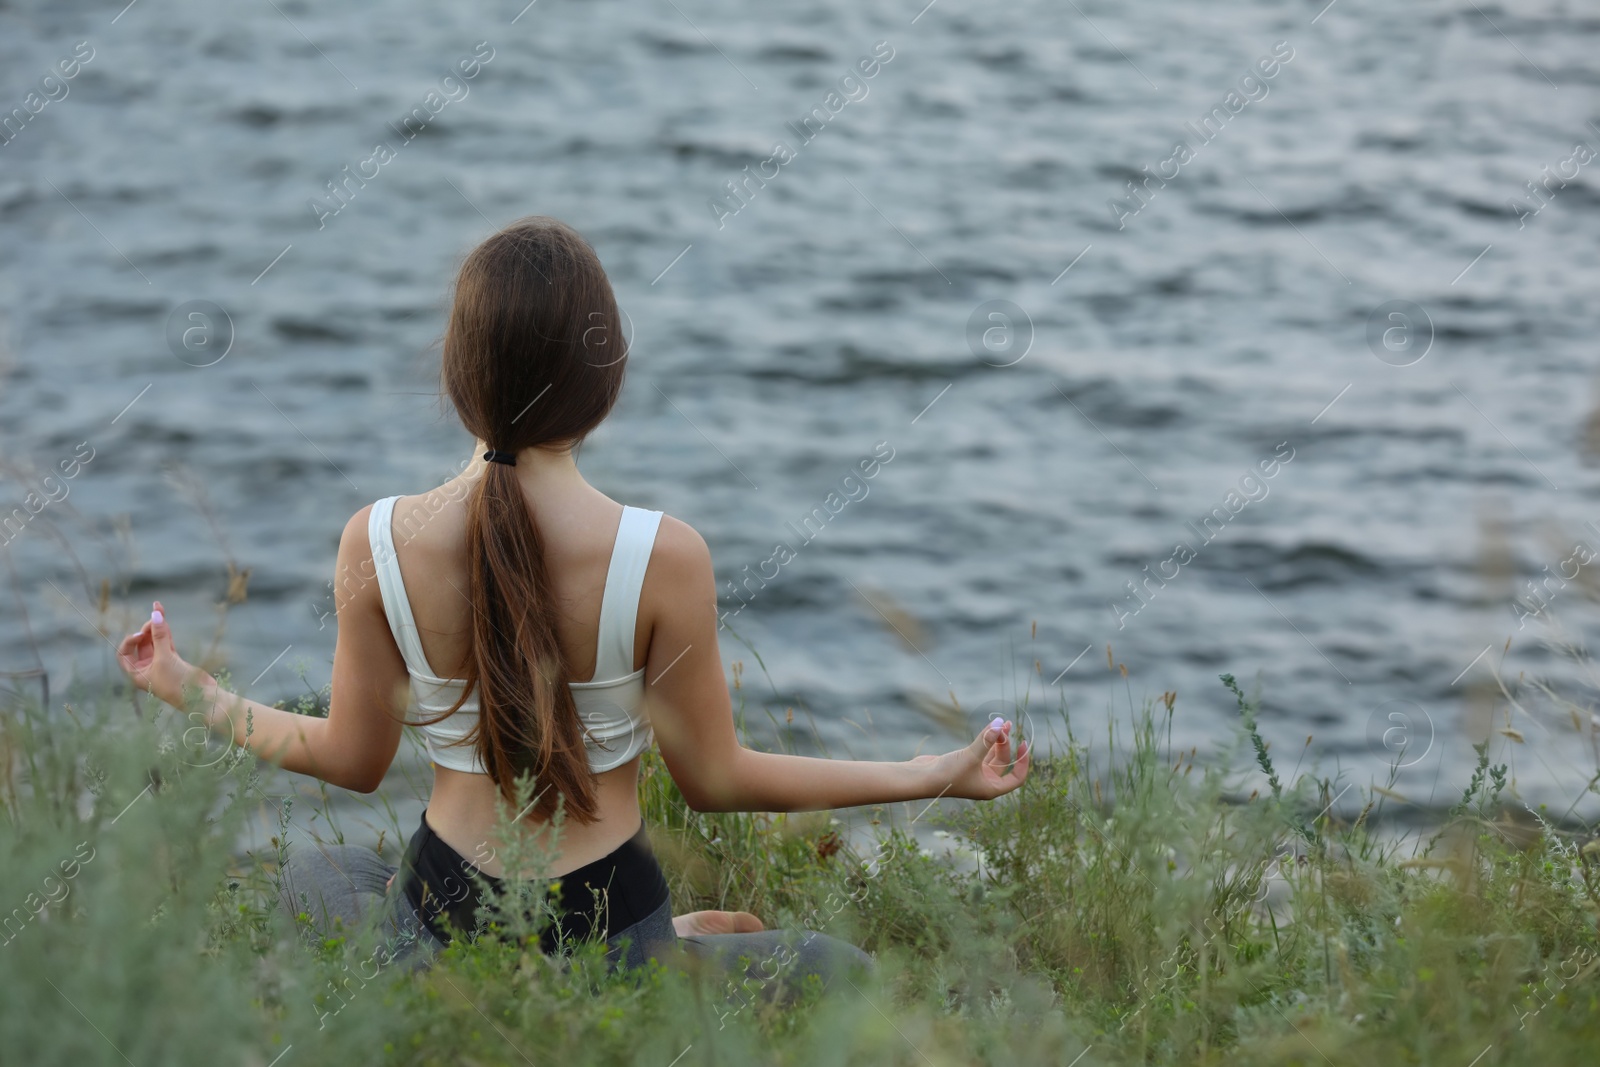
[276,842,873,997]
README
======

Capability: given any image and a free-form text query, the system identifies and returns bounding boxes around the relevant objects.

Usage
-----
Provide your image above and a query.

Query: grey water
[4,0,1600,829]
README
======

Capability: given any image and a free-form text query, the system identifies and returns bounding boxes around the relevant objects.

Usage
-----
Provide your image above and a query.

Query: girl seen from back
[117,216,1030,985]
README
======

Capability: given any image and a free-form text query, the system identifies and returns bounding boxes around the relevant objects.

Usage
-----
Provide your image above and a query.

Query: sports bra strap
[592,507,664,681]
[368,496,435,676]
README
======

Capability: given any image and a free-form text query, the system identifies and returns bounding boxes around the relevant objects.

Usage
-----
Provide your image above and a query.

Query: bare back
[388,466,653,877]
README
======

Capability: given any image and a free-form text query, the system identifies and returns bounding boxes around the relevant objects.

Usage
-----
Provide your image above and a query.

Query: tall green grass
[2,666,1598,1066]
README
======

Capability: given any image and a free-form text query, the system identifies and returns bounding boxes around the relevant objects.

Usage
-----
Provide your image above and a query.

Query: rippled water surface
[5,0,1600,814]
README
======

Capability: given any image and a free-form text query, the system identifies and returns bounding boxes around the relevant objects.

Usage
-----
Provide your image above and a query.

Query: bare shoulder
[641,513,716,613]
[339,504,376,555]
[650,513,712,578]
[389,483,470,547]
[640,514,716,650]
[332,504,384,616]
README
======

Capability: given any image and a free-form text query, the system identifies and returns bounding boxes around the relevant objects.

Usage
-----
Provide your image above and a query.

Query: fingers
[149,601,174,652]
[116,624,154,684]
[980,727,1033,793]
[114,605,171,694]
[977,718,1010,771]
[980,719,1014,765]
[117,619,152,650]
[991,738,1030,795]
[1011,738,1032,781]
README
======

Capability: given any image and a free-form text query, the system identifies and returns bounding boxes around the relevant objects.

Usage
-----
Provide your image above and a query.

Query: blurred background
[3,0,1599,828]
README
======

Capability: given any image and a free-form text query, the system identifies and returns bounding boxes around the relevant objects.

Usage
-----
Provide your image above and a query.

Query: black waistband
[398,813,670,952]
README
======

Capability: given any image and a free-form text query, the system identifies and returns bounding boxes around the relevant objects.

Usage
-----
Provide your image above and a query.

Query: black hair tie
[483,449,517,466]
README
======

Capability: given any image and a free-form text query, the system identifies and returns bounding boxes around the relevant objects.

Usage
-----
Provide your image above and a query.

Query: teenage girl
[116,216,1031,979]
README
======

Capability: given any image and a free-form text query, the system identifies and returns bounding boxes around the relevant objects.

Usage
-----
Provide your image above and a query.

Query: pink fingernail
[152,610,164,624]
[989,716,1005,731]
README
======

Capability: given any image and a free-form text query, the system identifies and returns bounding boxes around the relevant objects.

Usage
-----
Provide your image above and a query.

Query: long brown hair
[436,217,627,822]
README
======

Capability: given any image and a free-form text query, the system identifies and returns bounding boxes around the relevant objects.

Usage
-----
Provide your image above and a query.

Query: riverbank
[1,672,1598,1066]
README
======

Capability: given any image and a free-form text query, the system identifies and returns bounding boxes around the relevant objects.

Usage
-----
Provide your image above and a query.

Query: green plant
[2,666,1599,1066]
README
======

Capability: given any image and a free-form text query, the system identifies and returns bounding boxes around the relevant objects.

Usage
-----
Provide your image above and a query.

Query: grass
[2,661,1599,1067]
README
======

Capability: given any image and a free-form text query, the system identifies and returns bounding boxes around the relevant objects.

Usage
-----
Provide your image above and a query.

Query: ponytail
[451,460,598,820]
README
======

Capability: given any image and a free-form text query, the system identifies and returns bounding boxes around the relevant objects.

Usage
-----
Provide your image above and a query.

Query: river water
[4,0,1600,825]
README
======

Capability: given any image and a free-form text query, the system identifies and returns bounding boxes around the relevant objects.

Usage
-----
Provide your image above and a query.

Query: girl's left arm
[117,506,408,793]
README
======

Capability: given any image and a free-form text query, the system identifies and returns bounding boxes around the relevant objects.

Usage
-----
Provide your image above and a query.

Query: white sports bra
[368,496,662,775]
